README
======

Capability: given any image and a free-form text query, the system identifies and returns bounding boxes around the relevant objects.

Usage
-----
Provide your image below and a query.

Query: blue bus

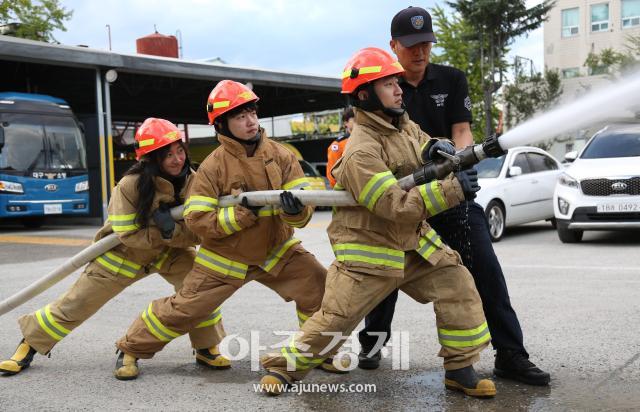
[0,93,89,227]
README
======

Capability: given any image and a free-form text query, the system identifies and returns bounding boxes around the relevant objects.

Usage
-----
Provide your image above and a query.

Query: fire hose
[0,135,506,317]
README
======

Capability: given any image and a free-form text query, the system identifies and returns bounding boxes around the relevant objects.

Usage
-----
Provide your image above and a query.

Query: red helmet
[341,47,405,94]
[134,118,184,160]
[206,80,259,124]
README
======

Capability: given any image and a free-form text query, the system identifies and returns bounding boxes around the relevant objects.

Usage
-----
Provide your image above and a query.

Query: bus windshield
[45,116,87,170]
[0,113,86,173]
[0,115,47,172]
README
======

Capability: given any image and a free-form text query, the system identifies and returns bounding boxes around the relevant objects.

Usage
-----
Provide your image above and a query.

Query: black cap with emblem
[391,6,437,47]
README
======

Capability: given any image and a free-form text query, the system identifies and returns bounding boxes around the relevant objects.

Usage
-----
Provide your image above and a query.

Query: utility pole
[175,29,183,58]
[105,24,112,51]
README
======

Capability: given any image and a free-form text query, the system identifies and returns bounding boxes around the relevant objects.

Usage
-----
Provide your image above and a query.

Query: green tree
[446,0,554,137]
[502,68,562,150]
[0,0,72,42]
[430,6,487,141]
[584,34,640,77]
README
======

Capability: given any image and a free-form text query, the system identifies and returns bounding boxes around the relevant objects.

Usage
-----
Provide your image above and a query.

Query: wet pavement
[1,212,639,411]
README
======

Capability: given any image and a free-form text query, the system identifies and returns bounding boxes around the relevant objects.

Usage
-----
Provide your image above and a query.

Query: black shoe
[357,349,381,370]
[494,350,550,386]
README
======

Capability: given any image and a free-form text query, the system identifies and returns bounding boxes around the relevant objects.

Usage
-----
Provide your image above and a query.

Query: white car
[554,124,640,243]
[475,146,562,241]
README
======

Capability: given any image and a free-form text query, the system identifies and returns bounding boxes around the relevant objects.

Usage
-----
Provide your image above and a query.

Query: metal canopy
[0,35,343,122]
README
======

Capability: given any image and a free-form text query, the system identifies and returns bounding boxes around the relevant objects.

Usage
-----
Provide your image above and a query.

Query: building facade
[544,0,640,158]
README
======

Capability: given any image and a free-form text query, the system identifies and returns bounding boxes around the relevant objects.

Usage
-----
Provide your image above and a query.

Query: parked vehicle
[0,93,89,227]
[554,124,640,243]
[475,146,562,241]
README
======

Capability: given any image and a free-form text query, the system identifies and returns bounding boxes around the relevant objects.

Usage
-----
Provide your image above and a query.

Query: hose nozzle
[399,134,507,190]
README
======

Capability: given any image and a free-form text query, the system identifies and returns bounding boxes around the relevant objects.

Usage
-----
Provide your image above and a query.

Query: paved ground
[1,212,639,411]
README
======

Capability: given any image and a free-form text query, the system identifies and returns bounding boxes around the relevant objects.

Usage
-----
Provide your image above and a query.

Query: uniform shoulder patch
[330,144,340,152]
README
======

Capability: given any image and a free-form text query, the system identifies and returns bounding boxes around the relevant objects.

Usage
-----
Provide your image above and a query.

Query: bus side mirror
[0,127,5,149]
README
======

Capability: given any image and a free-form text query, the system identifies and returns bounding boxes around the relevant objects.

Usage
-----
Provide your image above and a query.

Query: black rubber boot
[444,365,497,398]
[0,339,37,376]
[357,349,381,370]
[494,350,550,386]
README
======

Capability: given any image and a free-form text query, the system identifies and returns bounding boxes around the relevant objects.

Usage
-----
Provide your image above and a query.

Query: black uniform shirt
[400,63,472,139]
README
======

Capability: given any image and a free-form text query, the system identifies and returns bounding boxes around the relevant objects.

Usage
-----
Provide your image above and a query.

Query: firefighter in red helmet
[0,118,229,378]
[113,80,341,379]
[259,47,495,398]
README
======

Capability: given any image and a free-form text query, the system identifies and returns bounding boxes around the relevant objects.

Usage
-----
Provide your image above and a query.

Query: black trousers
[358,201,528,356]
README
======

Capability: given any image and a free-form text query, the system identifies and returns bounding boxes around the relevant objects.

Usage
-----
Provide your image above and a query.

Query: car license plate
[44,204,62,214]
[597,203,640,213]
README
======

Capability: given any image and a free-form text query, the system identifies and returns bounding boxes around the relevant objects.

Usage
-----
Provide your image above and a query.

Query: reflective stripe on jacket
[184,129,313,268]
[328,109,465,277]
[93,172,199,268]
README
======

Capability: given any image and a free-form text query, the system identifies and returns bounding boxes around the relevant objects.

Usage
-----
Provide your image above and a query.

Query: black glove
[152,202,175,239]
[454,168,481,201]
[240,197,262,217]
[422,140,456,163]
[280,191,304,215]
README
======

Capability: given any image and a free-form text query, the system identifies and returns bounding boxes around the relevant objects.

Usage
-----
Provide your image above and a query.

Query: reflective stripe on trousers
[141,302,182,342]
[281,338,324,370]
[35,304,71,341]
[438,321,491,348]
[95,251,142,279]
[297,310,309,327]
[196,306,223,328]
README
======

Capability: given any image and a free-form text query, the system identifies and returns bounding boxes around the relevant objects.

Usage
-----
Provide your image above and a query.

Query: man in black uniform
[357,6,550,386]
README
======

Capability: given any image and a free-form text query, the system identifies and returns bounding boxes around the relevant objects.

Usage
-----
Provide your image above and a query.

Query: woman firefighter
[113,80,342,380]
[0,118,229,376]
[259,47,497,398]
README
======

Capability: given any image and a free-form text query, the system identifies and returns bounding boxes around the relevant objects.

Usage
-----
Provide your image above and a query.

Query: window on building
[562,7,580,37]
[562,68,581,78]
[591,3,609,32]
[589,65,608,75]
[622,0,640,28]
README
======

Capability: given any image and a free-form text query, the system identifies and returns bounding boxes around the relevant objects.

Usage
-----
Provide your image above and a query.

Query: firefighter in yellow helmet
[113,80,339,380]
[259,47,496,398]
[0,118,229,377]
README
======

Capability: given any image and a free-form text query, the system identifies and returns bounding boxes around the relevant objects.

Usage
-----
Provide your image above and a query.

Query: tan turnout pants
[261,248,491,381]
[116,244,327,358]
[19,248,225,354]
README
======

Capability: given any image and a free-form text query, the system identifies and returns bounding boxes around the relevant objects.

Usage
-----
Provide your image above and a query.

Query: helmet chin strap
[231,131,261,146]
[216,121,261,146]
[355,83,405,118]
